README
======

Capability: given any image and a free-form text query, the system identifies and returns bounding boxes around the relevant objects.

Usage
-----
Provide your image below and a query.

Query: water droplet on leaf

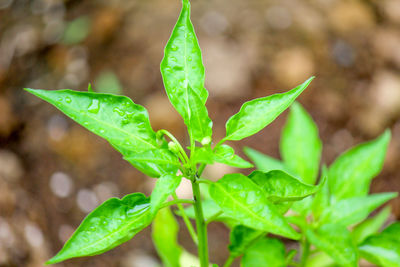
[88,99,100,114]
[65,97,72,103]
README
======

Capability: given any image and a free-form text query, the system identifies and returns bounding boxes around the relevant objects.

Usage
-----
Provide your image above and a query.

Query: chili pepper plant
[26,0,400,266]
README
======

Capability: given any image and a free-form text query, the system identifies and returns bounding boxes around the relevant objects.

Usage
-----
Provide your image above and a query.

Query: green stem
[158,129,190,165]
[160,199,195,209]
[197,178,212,185]
[172,193,198,245]
[300,237,310,267]
[206,211,223,225]
[222,254,235,267]
[197,163,207,177]
[192,180,209,267]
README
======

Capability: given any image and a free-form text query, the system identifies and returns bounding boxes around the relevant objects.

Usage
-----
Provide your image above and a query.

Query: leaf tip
[24,88,35,94]
[380,128,391,143]
[45,254,64,265]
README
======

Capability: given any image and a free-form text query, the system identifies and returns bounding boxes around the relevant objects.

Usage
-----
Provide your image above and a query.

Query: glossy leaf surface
[152,207,182,267]
[25,89,178,177]
[160,0,212,142]
[209,173,300,239]
[249,170,321,203]
[280,102,322,184]
[224,77,314,141]
[193,145,252,168]
[150,174,182,213]
[306,224,358,267]
[319,192,397,226]
[243,147,290,173]
[352,206,391,244]
[241,238,286,267]
[328,130,391,201]
[359,222,400,267]
[228,225,263,257]
[47,193,152,264]
[122,148,180,177]
[213,145,253,168]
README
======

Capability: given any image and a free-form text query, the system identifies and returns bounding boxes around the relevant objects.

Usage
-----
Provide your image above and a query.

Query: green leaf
[209,173,300,240]
[359,222,400,267]
[352,206,391,244]
[249,170,321,203]
[312,166,330,221]
[241,238,286,267]
[152,207,182,267]
[192,145,253,168]
[328,130,391,202]
[380,222,400,241]
[192,146,214,164]
[285,250,297,266]
[123,148,181,177]
[224,77,314,141]
[46,193,152,264]
[304,252,335,267]
[25,89,178,177]
[228,225,263,257]
[280,102,322,184]
[150,174,182,213]
[160,0,212,142]
[243,147,290,173]
[178,199,222,221]
[306,224,358,267]
[213,145,253,168]
[319,192,397,227]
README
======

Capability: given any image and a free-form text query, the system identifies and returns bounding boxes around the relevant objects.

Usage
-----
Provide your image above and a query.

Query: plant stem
[192,180,209,267]
[172,193,198,245]
[160,199,195,209]
[206,211,223,225]
[300,237,310,267]
[222,254,235,267]
[198,163,207,176]
[158,129,190,164]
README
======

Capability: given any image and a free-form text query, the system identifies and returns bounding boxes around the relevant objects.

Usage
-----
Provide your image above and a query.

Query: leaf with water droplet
[191,145,252,169]
[213,144,253,168]
[209,173,300,240]
[24,88,179,177]
[160,0,212,142]
[248,170,323,203]
[87,99,100,114]
[46,193,153,264]
[224,77,314,142]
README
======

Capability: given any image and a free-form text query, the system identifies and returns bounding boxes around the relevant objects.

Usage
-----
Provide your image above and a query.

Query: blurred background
[1,0,400,266]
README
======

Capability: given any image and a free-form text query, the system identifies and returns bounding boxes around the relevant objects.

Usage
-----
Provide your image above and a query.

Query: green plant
[244,102,400,267]
[25,0,399,266]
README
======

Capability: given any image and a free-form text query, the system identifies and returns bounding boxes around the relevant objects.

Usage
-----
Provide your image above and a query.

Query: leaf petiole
[197,178,213,185]
[205,211,223,225]
[157,129,190,165]
[160,199,194,209]
[172,192,198,245]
